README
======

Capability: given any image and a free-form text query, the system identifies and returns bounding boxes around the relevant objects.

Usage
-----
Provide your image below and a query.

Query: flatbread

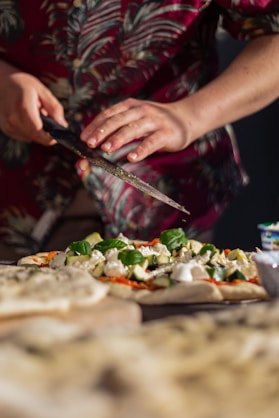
[0,265,108,318]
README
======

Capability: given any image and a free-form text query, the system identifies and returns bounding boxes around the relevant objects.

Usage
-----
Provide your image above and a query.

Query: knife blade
[41,114,190,215]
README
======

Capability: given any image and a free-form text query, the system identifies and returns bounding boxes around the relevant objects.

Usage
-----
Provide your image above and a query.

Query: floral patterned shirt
[0,0,278,254]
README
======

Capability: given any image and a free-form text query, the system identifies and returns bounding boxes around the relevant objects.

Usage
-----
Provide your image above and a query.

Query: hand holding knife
[41,114,190,216]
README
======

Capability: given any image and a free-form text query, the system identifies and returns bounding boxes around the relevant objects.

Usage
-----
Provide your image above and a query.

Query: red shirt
[0,0,278,254]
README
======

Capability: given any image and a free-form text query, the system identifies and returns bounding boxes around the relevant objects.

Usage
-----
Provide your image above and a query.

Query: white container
[258,222,279,250]
[254,251,279,298]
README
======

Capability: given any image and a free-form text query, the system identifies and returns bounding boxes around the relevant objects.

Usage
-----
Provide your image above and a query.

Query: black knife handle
[41,114,79,143]
[41,113,64,131]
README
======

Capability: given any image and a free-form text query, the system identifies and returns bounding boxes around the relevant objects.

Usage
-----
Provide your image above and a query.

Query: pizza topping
[94,239,128,254]
[18,251,59,267]
[160,228,188,252]
[134,237,160,248]
[69,240,92,256]
[141,242,171,257]
[151,275,175,288]
[66,254,91,265]
[104,259,128,278]
[118,249,145,266]
[206,266,226,281]
[131,264,150,281]
[203,277,260,286]
[29,228,260,294]
[171,261,210,282]
[224,269,246,282]
[63,250,105,273]
[83,231,103,246]
[226,248,247,261]
[98,275,157,290]
[199,243,217,259]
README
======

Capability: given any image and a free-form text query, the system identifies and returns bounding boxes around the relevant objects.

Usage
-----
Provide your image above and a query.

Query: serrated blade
[41,114,190,215]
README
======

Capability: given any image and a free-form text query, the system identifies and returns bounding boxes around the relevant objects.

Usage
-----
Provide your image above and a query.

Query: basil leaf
[69,240,92,256]
[118,249,145,266]
[206,266,225,281]
[94,239,127,254]
[199,243,217,258]
[160,228,188,252]
[225,269,246,282]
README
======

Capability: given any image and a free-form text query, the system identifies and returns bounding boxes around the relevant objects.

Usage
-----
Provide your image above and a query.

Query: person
[0,0,278,257]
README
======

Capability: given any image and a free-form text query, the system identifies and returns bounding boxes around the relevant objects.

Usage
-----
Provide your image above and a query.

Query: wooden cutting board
[0,296,142,336]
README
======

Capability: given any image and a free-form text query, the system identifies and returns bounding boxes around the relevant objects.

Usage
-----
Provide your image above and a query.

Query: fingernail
[129,152,138,161]
[87,138,97,147]
[102,142,111,152]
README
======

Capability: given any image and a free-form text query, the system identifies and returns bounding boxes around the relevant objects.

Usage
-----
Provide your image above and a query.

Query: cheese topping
[25,228,260,290]
[171,261,210,282]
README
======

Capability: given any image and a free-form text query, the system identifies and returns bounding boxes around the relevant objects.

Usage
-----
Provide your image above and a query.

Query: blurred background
[214,31,279,251]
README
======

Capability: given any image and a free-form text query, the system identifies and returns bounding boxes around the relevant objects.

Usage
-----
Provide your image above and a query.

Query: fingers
[99,117,155,154]
[80,98,168,158]
[23,83,67,145]
[0,78,66,146]
[127,133,167,162]
[2,110,55,146]
[81,99,132,143]
[80,99,139,148]
[6,111,57,146]
[80,98,187,161]
[40,88,68,128]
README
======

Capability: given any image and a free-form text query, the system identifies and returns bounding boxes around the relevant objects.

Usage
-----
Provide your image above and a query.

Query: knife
[41,114,190,215]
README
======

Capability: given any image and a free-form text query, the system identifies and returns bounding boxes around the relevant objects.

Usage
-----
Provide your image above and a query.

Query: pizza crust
[217,281,269,302]
[107,279,269,304]
[108,281,224,304]
[0,266,109,318]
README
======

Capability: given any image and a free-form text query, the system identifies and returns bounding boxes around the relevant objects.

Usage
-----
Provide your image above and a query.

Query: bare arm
[184,34,279,142]
[81,34,279,161]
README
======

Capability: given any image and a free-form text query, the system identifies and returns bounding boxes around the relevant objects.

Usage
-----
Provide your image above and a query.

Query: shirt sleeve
[216,0,279,40]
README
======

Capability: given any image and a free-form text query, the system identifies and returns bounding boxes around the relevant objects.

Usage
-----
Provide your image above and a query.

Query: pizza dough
[217,281,269,301]
[0,265,108,317]
[109,280,269,304]
[108,280,224,304]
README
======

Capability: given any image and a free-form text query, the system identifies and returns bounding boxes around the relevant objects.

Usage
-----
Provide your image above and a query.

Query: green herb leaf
[206,266,225,281]
[118,249,145,266]
[94,239,127,254]
[225,269,246,282]
[199,243,217,258]
[69,240,92,256]
[160,228,188,252]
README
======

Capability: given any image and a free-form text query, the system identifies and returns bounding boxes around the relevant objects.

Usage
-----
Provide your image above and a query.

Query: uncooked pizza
[17,228,269,304]
[0,265,108,317]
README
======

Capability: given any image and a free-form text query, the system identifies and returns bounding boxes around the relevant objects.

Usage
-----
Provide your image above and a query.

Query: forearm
[183,34,279,142]
[79,33,279,162]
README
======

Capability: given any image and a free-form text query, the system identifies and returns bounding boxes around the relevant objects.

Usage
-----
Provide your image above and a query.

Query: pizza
[0,265,108,317]
[17,228,269,304]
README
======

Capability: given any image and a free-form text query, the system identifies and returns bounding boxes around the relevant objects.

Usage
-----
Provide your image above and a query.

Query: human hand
[0,60,67,145]
[80,98,193,162]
